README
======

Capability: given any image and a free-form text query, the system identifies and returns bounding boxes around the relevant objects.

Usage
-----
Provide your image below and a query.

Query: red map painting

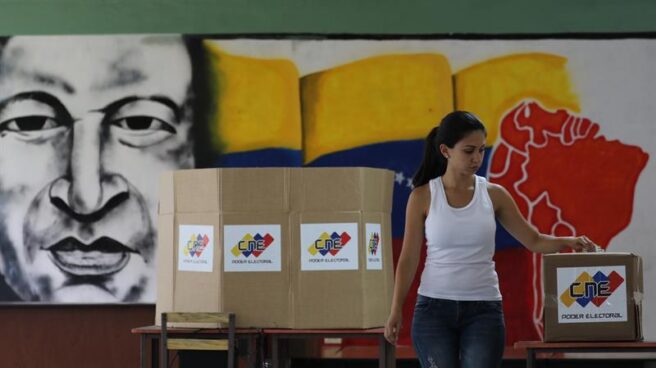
[489,101,649,342]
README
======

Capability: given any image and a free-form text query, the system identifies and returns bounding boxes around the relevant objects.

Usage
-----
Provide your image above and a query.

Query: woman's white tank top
[418,175,502,301]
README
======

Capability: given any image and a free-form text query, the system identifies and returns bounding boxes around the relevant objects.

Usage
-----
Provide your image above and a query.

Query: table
[264,328,395,368]
[131,325,261,368]
[131,326,395,368]
[514,341,656,368]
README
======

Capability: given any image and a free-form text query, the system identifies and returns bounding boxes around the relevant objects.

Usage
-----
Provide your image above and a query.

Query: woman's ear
[439,144,450,159]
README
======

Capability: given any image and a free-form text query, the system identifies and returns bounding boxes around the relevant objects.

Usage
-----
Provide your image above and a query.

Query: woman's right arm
[384,185,428,345]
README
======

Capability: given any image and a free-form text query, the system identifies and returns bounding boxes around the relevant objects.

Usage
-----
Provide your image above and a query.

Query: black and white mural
[0,35,211,302]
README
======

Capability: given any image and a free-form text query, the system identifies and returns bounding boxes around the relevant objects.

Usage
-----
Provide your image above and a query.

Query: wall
[0,1,654,367]
[0,0,655,35]
[0,305,154,367]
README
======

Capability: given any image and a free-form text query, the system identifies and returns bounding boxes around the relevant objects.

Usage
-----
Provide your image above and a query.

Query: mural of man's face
[0,35,195,302]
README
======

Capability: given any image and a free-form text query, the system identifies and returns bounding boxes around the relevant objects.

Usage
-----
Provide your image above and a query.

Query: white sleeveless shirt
[418,175,502,301]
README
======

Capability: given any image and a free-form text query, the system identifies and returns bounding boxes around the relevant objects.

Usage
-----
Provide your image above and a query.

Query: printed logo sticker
[178,225,214,272]
[556,266,627,323]
[301,223,358,271]
[365,223,383,270]
[224,225,281,272]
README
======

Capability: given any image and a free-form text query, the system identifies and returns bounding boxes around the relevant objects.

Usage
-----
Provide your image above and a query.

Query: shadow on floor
[291,359,652,368]
[179,352,653,367]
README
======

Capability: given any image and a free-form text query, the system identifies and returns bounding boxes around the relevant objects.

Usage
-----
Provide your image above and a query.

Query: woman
[384,111,597,368]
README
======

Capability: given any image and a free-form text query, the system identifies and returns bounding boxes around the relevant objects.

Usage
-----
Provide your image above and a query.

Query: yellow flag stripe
[205,42,302,154]
[455,53,580,146]
[301,53,453,163]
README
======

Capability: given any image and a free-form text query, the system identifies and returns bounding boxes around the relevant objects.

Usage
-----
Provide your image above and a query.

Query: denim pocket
[476,300,503,313]
[414,295,433,311]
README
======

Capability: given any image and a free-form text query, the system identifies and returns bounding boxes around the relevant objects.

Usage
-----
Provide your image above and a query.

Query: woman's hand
[562,235,599,252]
[384,309,403,345]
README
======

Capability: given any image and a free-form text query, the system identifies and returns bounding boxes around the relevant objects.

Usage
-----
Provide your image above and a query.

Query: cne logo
[184,233,210,258]
[368,232,380,256]
[230,233,274,258]
[560,270,625,308]
[308,232,351,256]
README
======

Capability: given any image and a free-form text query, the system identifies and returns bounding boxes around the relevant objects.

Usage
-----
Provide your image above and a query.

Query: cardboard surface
[543,252,643,342]
[156,167,394,329]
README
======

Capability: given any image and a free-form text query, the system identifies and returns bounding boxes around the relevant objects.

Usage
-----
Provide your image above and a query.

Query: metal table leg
[139,334,146,368]
[526,348,535,368]
[151,336,159,368]
[378,335,396,368]
[246,335,256,368]
[271,335,279,368]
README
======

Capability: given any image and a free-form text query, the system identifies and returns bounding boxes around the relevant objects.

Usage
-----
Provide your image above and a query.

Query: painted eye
[0,93,72,138]
[113,116,176,134]
[0,116,63,132]
[106,98,182,147]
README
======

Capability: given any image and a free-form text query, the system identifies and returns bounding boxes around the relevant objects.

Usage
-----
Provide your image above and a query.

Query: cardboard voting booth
[156,167,394,329]
[543,252,643,342]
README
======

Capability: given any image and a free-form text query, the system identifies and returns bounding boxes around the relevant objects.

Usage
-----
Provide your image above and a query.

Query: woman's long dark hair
[412,111,487,187]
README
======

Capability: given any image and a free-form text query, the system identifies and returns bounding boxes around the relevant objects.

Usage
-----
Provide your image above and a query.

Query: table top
[131,325,385,336]
[515,340,656,349]
[263,328,385,335]
[131,325,261,334]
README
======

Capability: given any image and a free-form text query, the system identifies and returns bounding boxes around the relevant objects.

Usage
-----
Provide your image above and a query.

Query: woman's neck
[441,170,475,190]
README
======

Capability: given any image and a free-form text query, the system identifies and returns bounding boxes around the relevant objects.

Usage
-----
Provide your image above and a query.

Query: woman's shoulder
[410,182,431,199]
[408,182,432,213]
[483,179,512,210]
[483,179,507,195]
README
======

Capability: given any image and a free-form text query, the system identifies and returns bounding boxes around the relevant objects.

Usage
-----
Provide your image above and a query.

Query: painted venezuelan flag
[204,42,304,167]
[204,43,597,348]
[300,53,453,345]
[301,53,453,237]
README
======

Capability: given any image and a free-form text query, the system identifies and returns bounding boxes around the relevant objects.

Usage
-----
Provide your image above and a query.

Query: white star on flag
[406,178,414,189]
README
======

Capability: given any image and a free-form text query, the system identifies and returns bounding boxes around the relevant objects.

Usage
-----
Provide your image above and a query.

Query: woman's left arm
[488,183,598,254]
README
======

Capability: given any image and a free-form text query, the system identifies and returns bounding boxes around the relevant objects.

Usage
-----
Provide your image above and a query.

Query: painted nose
[48,116,129,220]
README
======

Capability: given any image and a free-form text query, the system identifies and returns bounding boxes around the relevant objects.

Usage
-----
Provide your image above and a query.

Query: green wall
[0,0,653,36]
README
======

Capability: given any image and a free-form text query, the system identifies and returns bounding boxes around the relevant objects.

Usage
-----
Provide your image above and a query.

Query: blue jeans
[411,295,505,368]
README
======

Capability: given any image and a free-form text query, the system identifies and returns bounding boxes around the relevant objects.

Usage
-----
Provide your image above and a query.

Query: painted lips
[47,237,134,276]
